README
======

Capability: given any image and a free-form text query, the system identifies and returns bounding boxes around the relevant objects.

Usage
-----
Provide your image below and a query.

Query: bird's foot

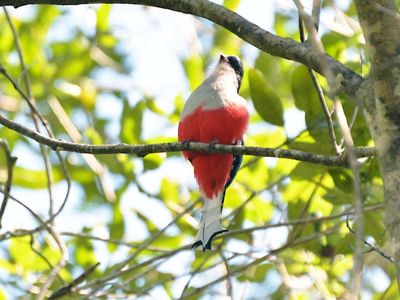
[181,139,192,149]
[208,140,219,152]
[191,229,228,251]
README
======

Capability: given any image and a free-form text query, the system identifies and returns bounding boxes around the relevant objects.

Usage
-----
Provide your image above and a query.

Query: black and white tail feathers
[192,141,243,251]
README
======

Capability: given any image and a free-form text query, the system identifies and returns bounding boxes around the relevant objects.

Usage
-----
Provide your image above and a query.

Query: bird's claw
[182,140,192,149]
[208,140,218,152]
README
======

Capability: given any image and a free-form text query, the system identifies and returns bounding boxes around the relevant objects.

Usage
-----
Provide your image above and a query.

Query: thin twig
[334,99,364,298]
[182,228,340,299]
[293,4,366,295]
[29,235,64,284]
[48,96,116,202]
[2,13,70,297]
[82,199,200,296]
[36,228,69,300]
[49,262,100,299]
[0,62,71,229]
[224,176,288,225]
[311,0,322,31]
[0,188,46,227]
[288,173,325,242]
[298,8,340,155]
[60,231,168,252]
[0,139,17,228]
[221,202,383,239]
[220,251,233,299]
[179,254,212,299]
[293,0,338,94]
[4,6,57,221]
[346,215,394,263]
[73,202,384,296]
[0,114,376,167]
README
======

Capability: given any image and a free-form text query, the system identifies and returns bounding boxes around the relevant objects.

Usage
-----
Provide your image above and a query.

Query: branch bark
[0,114,376,167]
[0,0,363,97]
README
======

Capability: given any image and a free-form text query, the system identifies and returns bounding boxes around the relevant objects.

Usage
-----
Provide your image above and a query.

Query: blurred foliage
[0,1,391,299]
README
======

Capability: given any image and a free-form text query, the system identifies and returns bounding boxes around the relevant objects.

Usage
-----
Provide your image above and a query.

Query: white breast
[181,64,245,119]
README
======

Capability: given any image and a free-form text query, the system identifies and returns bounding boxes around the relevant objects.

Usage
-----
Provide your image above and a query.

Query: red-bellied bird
[178,54,249,251]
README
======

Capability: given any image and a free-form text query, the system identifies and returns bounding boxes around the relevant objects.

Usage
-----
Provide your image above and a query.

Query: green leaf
[183,54,204,91]
[291,162,327,181]
[74,228,97,267]
[254,52,285,95]
[328,169,354,193]
[288,130,334,155]
[364,211,385,242]
[0,288,6,300]
[248,68,284,126]
[224,0,241,10]
[246,128,286,148]
[213,27,241,55]
[291,65,320,116]
[96,4,112,33]
[145,97,166,116]
[143,153,163,170]
[13,167,63,189]
[377,280,399,299]
[160,178,180,205]
[120,99,145,144]
[109,203,125,252]
[237,157,269,190]
[237,263,272,282]
[9,236,53,272]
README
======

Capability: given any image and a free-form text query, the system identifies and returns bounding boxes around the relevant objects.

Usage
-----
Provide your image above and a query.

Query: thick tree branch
[0,114,375,167]
[0,0,363,96]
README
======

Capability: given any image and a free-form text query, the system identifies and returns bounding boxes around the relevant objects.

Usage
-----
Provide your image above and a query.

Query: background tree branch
[0,0,364,97]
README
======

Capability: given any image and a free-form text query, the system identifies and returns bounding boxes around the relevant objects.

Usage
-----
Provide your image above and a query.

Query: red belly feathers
[178,104,249,199]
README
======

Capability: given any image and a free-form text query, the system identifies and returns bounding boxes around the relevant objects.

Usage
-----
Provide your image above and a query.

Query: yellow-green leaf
[249,68,284,126]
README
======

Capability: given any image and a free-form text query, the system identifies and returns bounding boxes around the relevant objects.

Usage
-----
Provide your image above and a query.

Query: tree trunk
[355,0,400,287]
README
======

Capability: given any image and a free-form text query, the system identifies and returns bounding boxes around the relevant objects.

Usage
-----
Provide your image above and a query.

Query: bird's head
[217,54,244,92]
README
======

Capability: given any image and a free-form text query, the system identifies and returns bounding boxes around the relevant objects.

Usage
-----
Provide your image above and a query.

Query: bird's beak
[219,54,228,63]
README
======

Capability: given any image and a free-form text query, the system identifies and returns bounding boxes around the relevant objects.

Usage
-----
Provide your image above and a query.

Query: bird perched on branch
[178,54,249,251]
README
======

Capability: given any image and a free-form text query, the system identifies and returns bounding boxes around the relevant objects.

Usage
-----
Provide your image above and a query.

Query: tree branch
[0,114,375,167]
[0,139,17,228]
[0,0,363,97]
[49,262,100,300]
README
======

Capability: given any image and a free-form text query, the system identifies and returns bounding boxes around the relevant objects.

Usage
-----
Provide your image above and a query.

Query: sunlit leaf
[249,68,284,126]
[96,4,112,33]
[224,0,241,10]
[9,236,50,271]
[183,54,204,91]
[13,166,63,189]
[160,178,180,205]
[291,65,321,117]
[143,153,163,170]
[73,228,98,267]
[109,203,125,252]
[120,99,145,144]
[328,168,354,193]
[238,263,272,283]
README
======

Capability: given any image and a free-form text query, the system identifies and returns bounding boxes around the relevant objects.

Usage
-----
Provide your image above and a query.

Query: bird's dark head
[219,54,244,92]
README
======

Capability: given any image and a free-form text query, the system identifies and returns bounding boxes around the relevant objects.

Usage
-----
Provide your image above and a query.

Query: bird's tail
[192,193,227,251]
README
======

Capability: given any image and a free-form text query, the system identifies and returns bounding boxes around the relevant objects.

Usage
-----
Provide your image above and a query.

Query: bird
[178,54,249,251]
